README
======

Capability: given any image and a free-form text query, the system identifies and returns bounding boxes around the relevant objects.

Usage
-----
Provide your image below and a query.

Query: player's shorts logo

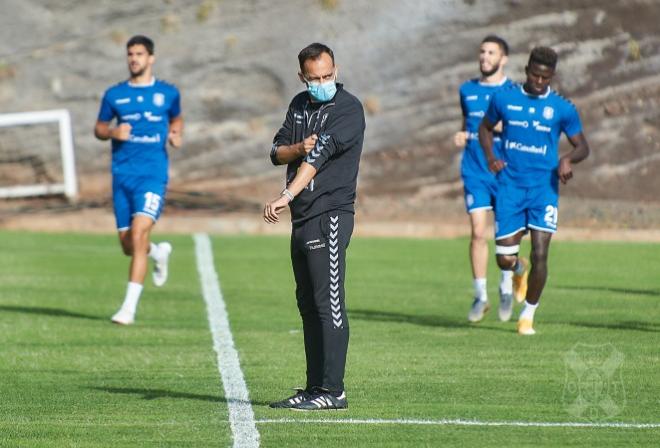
[153,93,165,107]
[466,194,474,207]
[563,343,626,421]
[543,106,554,120]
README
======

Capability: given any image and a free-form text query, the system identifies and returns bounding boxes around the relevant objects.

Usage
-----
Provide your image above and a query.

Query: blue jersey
[459,77,512,180]
[97,78,181,181]
[485,84,582,187]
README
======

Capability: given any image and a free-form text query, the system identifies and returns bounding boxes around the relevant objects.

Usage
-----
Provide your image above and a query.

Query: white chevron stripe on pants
[290,211,354,393]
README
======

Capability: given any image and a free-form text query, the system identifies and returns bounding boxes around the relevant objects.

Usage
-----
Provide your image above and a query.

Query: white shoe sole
[498,310,513,322]
[517,319,536,335]
[468,301,490,323]
[498,293,514,322]
[111,312,134,325]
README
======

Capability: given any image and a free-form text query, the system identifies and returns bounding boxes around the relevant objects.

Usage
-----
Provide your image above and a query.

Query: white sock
[149,242,160,261]
[120,282,143,315]
[473,278,488,302]
[500,270,513,294]
[519,300,538,321]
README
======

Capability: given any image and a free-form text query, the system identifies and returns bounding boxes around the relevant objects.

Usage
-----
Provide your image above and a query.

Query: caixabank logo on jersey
[563,343,626,420]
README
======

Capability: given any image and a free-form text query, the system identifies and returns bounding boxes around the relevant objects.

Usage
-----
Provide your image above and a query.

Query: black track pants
[290,211,354,393]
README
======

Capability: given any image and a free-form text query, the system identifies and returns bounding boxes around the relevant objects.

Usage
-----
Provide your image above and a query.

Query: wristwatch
[281,188,294,202]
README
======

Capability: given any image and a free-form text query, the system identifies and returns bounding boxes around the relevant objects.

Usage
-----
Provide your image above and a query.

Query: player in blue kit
[454,35,517,323]
[479,46,590,335]
[94,35,183,325]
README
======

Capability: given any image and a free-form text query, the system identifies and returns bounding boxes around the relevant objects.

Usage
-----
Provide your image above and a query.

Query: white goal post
[0,109,78,200]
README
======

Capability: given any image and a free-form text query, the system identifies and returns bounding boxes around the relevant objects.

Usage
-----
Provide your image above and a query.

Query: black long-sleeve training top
[271,84,366,224]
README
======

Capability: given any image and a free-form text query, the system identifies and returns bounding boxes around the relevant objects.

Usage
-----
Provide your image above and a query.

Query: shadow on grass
[554,285,660,297]
[348,309,512,333]
[92,386,270,406]
[566,320,659,333]
[0,305,103,320]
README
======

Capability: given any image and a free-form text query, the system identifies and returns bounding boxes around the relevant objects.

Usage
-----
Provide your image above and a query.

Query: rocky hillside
[1,0,660,223]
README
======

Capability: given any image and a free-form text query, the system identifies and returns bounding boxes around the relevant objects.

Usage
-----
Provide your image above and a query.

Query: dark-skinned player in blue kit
[479,46,590,335]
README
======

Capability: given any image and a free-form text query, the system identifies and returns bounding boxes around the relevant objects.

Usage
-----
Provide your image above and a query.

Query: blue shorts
[112,175,167,231]
[494,181,559,240]
[463,176,498,214]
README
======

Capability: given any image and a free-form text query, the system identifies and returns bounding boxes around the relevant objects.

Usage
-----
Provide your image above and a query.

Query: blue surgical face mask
[306,79,337,102]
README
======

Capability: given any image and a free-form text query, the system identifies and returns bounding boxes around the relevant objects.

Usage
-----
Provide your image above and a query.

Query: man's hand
[168,129,182,149]
[453,131,468,148]
[558,156,573,184]
[273,135,319,165]
[263,195,290,224]
[112,123,132,141]
[487,158,506,173]
[300,134,318,156]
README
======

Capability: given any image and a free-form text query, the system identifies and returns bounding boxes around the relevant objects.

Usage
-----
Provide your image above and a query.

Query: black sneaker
[269,388,312,409]
[291,391,348,411]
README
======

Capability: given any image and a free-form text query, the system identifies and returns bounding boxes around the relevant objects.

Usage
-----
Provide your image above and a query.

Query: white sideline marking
[255,418,660,429]
[194,233,260,447]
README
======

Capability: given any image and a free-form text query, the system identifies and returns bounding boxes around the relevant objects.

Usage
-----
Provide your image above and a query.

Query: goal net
[0,109,78,200]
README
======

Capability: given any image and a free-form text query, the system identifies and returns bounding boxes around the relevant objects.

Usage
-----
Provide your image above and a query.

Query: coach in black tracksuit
[263,43,365,411]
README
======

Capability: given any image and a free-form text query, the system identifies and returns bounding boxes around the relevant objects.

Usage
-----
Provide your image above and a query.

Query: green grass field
[0,231,658,447]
